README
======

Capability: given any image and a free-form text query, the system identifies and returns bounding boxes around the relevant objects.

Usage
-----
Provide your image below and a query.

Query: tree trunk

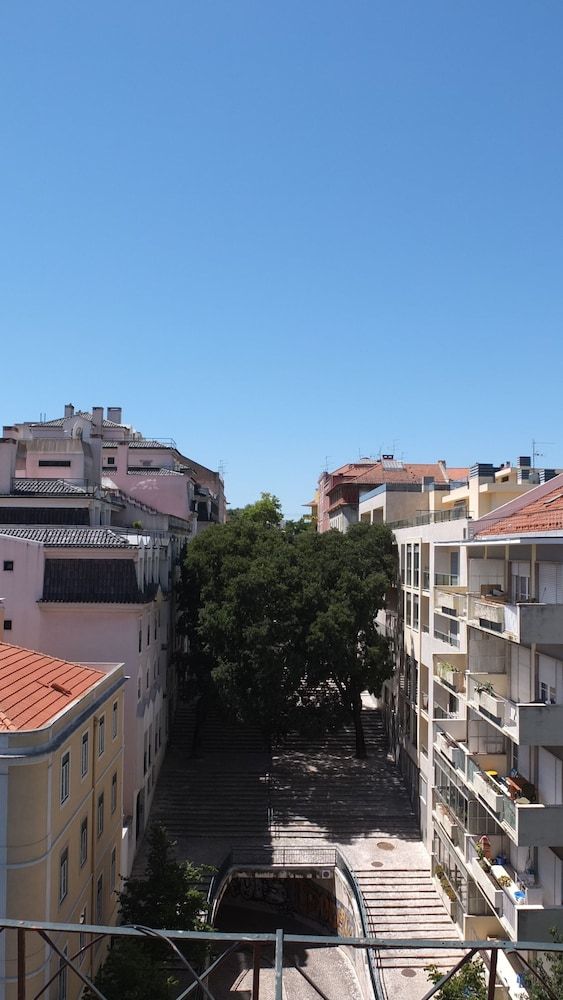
[350,679,367,759]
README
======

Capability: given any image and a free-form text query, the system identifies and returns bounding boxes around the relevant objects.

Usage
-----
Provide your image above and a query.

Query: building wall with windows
[0,640,125,1000]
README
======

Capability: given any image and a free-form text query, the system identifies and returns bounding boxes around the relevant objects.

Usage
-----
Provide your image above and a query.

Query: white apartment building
[378,462,563,998]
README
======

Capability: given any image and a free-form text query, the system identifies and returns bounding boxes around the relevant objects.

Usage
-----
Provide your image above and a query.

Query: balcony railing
[434,628,460,648]
[435,573,460,587]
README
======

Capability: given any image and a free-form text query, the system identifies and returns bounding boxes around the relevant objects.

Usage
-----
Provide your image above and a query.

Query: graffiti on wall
[226,876,355,937]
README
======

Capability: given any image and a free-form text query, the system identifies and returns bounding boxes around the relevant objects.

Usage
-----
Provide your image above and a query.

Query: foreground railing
[2,917,563,1000]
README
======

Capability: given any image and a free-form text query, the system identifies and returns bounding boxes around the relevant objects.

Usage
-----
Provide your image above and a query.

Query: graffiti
[226,875,355,936]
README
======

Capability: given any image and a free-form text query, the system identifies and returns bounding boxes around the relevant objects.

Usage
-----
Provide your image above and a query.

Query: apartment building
[383,462,563,998]
[312,456,468,533]
[0,403,224,870]
[0,627,125,1000]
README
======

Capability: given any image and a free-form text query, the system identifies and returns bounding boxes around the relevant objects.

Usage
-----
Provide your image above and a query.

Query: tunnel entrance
[208,871,365,999]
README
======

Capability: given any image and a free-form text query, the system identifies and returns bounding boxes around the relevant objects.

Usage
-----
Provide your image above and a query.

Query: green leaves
[179,512,397,755]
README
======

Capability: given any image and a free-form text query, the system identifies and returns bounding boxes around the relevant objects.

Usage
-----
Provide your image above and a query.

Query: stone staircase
[355,867,461,971]
[141,699,462,997]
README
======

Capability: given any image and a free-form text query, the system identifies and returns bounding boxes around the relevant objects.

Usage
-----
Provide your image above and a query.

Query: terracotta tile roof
[476,482,563,537]
[0,643,104,731]
[445,467,469,482]
[0,527,132,548]
[328,461,458,493]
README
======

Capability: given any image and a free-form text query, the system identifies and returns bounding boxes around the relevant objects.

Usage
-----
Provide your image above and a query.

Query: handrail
[335,848,386,1000]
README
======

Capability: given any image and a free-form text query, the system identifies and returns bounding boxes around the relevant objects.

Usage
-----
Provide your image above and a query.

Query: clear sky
[1,2,562,518]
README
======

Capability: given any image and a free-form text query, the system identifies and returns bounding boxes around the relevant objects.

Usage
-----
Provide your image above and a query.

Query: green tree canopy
[84,826,212,1000]
[227,492,283,526]
[425,959,487,1000]
[180,512,397,757]
[528,928,563,1000]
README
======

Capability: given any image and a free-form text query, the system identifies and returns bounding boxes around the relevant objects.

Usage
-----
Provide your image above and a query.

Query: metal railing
[2,917,562,1000]
[388,507,470,531]
[434,628,461,648]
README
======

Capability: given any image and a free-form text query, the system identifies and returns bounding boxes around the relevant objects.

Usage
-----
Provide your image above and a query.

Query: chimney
[107,407,122,424]
[0,438,18,494]
[91,407,103,435]
[64,403,75,418]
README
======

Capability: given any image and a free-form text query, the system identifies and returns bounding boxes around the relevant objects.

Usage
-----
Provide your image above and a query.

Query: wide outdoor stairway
[271,709,419,843]
[142,698,461,997]
[356,867,461,972]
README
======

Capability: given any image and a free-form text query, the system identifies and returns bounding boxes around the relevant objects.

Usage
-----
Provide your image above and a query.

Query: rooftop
[0,642,105,731]
[0,527,133,547]
[476,478,563,537]
[8,479,88,496]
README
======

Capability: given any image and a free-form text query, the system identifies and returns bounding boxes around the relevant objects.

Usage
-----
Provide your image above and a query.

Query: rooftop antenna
[218,459,226,478]
[323,455,332,472]
[532,439,554,470]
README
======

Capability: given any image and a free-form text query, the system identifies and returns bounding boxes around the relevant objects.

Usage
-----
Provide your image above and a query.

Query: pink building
[0,403,225,872]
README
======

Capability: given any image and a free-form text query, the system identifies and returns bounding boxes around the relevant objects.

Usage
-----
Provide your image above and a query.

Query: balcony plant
[476,681,495,696]
[497,874,512,888]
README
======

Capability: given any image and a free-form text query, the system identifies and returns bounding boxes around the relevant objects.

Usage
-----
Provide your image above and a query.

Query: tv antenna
[532,439,554,470]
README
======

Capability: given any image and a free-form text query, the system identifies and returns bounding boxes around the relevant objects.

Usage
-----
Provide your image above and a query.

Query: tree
[180,512,397,757]
[425,959,487,999]
[227,492,283,527]
[84,826,212,1000]
[527,928,563,999]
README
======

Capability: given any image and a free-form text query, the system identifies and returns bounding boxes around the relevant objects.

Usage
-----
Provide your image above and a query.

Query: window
[413,593,419,631]
[59,848,69,902]
[98,715,105,756]
[81,732,89,778]
[405,592,412,627]
[137,673,142,699]
[111,846,117,890]
[111,772,117,813]
[58,946,68,1000]
[147,623,150,647]
[406,545,412,586]
[138,627,142,653]
[60,751,70,804]
[38,459,71,467]
[106,456,115,466]
[154,616,157,640]
[143,733,148,776]
[96,874,103,923]
[112,700,118,739]
[4,620,12,631]
[146,670,149,690]
[413,544,420,588]
[3,560,13,571]
[148,725,153,766]
[80,817,88,867]
[79,908,87,963]
[97,793,104,837]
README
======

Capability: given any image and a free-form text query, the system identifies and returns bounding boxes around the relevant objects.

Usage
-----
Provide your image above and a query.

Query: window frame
[60,751,70,805]
[97,715,105,757]
[81,731,89,779]
[97,792,104,837]
[80,817,88,867]
[59,848,69,904]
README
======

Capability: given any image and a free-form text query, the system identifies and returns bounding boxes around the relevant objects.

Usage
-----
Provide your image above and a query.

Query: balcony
[466,837,549,935]
[467,673,508,726]
[466,593,563,644]
[435,660,466,694]
[434,731,465,773]
[511,701,563,747]
[435,572,460,587]
[434,627,461,648]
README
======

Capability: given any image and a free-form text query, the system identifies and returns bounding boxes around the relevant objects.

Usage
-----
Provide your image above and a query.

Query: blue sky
[1,2,562,517]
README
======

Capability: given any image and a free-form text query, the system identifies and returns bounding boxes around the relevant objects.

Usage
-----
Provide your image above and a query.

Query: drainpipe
[90,716,98,981]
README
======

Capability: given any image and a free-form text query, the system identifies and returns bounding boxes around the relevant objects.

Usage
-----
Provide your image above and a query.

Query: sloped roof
[0,527,132,548]
[42,558,145,602]
[10,479,88,495]
[0,643,105,731]
[32,411,125,429]
[476,482,563,537]
[327,461,465,494]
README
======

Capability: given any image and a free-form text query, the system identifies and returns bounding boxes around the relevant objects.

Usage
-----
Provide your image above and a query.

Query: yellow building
[0,637,126,1000]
